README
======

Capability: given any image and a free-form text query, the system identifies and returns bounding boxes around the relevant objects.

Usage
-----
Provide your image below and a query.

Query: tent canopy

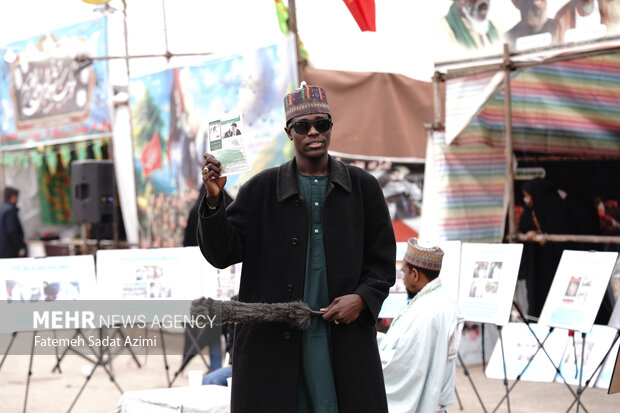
[422,51,620,242]
[305,67,433,162]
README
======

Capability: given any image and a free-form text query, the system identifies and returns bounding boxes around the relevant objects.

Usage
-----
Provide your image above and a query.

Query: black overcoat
[198,156,396,413]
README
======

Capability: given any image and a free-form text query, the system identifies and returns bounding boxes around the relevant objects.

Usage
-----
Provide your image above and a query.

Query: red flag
[342,0,376,32]
[141,131,162,179]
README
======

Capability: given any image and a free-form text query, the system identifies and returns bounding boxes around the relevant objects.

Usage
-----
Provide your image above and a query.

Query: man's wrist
[206,194,221,210]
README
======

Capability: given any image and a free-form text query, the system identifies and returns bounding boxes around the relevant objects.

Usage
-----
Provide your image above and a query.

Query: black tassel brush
[191,297,325,330]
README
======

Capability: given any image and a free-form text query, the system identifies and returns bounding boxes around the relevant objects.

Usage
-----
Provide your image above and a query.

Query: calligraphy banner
[0,17,111,147]
[129,37,297,248]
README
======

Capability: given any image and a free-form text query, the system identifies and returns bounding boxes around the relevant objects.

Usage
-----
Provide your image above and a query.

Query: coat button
[287,284,294,293]
[294,200,300,207]
[290,237,299,246]
[283,331,291,340]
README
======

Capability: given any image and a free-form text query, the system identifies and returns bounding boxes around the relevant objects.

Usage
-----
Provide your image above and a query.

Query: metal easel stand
[495,325,512,413]
[52,327,141,374]
[564,329,620,412]
[491,322,555,412]
[168,323,211,388]
[457,352,488,413]
[66,327,124,413]
[511,301,588,413]
[0,331,18,371]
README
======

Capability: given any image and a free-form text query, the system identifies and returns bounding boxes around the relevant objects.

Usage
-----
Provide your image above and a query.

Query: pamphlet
[208,115,251,176]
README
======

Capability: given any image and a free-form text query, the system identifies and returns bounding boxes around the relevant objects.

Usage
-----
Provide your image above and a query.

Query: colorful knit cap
[284,81,330,123]
[403,238,444,272]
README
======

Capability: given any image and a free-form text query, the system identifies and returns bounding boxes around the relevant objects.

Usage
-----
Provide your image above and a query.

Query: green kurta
[296,173,339,413]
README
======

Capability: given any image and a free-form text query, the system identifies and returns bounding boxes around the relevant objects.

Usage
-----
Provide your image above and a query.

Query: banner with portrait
[129,37,297,248]
[434,0,620,64]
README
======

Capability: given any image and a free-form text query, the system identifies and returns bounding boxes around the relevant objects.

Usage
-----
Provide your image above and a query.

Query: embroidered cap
[284,81,330,123]
[403,238,444,272]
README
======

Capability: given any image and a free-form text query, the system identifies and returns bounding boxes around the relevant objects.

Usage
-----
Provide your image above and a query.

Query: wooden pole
[503,44,516,242]
[515,233,620,244]
[432,72,444,131]
[288,0,305,83]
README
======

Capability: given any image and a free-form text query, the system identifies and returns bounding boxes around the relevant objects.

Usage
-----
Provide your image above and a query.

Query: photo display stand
[592,294,620,392]
[96,247,212,388]
[457,242,524,413]
[538,250,619,413]
[0,255,98,413]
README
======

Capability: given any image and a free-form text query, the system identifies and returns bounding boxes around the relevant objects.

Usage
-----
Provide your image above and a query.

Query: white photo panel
[539,250,618,333]
[458,243,523,326]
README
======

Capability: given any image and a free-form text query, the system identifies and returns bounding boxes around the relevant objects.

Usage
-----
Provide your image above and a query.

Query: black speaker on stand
[71,160,116,251]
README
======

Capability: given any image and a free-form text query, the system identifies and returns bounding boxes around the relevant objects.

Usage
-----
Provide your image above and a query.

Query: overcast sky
[0,0,435,82]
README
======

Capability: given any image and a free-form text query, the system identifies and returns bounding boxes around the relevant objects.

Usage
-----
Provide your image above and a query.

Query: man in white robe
[379,238,462,413]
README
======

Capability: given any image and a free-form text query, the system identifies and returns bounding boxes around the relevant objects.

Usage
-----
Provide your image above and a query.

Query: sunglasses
[288,118,333,135]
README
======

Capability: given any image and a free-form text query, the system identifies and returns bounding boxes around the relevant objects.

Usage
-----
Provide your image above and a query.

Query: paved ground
[0,331,619,413]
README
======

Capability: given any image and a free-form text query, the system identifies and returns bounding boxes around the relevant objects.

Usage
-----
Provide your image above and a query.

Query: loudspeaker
[71,160,116,223]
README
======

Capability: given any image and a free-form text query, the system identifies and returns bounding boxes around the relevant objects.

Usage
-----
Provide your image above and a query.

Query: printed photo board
[0,255,97,301]
[485,322,567,383]
[539,251,618,333]
[0,255,97,333]
[595,338,620,391]
[555,325,619,387]
[458,243,523,325]
[96,247,210,300]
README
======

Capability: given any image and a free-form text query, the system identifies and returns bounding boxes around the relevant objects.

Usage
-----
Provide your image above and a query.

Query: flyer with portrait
[457,243,523,326]
[208,115,251,176]
[538,250,618,333]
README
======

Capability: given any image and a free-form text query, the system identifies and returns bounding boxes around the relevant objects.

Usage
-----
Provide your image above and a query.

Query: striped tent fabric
[428,53,620,242]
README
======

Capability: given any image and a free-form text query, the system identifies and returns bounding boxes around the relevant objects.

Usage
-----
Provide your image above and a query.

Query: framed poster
[458,243,523,325]
[0,255,97,301]
[0,255,97,334]
[556,325,619,387]
[539,251,618,333]
[96,247,209,300]
[485,322,567,383]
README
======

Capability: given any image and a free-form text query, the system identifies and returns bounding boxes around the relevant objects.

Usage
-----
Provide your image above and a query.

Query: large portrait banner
[129,37,297,248]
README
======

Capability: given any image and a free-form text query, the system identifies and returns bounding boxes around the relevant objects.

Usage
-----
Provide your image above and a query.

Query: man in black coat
[198,83,396,412]
[0,186,27,258]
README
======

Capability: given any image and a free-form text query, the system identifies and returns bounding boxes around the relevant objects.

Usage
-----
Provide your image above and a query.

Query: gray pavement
[0,331,619,412]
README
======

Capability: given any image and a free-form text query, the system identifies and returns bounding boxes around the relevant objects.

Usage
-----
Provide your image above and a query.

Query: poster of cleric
[129,38,297,248]
[434,0,620,62]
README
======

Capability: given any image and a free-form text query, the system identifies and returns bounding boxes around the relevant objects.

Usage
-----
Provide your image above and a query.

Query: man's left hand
[320,294,366,325]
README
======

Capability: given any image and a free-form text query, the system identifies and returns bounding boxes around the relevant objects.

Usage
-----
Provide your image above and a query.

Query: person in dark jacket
[518,178,575,317]
[0,187,26,258]
[197,83,396,413]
